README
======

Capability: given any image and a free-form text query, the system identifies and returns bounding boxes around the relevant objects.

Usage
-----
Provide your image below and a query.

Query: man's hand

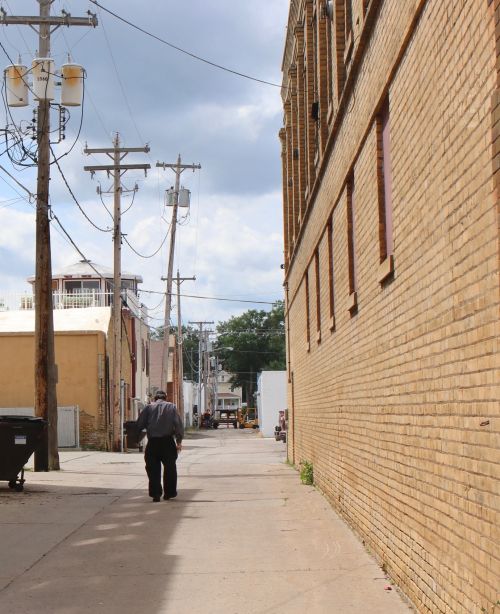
[176,443,182,452]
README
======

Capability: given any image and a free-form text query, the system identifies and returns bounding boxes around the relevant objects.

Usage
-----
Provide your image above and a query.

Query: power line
[139,288,278,305]
[97,6,146,144]
[0,163,35,201]
[4,1,33,57]
[88,0,283,89]
[123,232,168,259]
[51,150,113,233]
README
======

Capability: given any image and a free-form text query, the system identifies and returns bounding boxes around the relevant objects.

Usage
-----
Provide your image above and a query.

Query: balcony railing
[0,290,148,320]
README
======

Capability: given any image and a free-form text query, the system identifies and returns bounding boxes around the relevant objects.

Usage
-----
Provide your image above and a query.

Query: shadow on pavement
[0,479,199,613]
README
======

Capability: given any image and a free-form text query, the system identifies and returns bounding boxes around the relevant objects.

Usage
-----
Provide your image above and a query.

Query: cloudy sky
[0,0,289,328]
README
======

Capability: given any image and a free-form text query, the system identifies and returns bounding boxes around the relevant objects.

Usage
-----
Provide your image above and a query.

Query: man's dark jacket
[136,400,184,441]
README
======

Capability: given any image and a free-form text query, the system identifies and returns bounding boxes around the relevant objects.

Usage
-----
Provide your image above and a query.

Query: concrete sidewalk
[0,429,413,613]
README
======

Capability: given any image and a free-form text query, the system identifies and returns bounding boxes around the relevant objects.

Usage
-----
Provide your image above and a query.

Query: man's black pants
[144,436,178,499]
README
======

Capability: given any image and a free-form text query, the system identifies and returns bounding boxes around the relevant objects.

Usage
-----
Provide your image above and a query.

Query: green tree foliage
[214,301,285,404]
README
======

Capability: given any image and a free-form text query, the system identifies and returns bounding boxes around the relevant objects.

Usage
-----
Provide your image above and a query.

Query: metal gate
[0,406,79,448]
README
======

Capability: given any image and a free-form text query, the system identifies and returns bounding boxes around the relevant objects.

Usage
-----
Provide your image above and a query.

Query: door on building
[57,406,79,448]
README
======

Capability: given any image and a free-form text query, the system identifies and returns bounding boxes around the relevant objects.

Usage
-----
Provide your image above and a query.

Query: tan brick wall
[282,1,500,612]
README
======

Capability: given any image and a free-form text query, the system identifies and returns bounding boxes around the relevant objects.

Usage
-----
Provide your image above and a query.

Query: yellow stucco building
[0,308,111,448]
[0,260,151,449]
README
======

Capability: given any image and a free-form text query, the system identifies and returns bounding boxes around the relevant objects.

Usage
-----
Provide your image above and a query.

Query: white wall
[183,380,195,427]
[134,314,149,406]
[256,371,287,437]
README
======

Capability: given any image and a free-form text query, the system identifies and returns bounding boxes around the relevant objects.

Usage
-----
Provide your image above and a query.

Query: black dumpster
[0,416,47,491]
[124,421,146,451]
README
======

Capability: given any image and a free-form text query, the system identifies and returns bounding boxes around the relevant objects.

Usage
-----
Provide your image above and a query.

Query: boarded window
[305,270,311,349]
[327,217,336,328]
[379,97,394,259]
[314,248,321,339]
[346,175,357,295]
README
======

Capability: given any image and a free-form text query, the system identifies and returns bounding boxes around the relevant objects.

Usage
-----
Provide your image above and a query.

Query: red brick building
[280,1,499,612]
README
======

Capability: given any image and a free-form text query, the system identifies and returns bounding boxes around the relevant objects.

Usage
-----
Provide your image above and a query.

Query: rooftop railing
[0,289,148,320]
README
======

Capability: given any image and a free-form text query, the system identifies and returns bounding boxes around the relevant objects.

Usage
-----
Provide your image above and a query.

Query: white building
[256,371,287,438]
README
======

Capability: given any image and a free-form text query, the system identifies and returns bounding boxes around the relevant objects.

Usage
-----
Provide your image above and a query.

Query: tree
[214,301,285,404]
[150,324,199,381]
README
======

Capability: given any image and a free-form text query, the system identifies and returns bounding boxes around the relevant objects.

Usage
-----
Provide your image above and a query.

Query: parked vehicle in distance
[213,409,238,429]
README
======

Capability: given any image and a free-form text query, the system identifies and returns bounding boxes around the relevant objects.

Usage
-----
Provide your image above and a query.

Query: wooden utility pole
[189,321,213,426]
[172,272,195,418]
[156,156,201,396]
[84,137,150,451]
[203,330,212,413]
[0,1,98,471]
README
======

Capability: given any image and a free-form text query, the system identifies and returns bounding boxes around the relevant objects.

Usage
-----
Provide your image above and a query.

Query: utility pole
[189,321,213,427]
[203,330,213,414]
[84,136,150,451]
[162,272,195,419]
[212,355,219,417]
[1,2,98,471]
[156,156,201,397]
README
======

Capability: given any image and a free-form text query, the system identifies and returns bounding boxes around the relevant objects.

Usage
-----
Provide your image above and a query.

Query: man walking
[136,391,184,502]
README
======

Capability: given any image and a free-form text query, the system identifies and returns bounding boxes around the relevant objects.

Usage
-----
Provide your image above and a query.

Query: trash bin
[124,421,146,451]
[0,416,47,491]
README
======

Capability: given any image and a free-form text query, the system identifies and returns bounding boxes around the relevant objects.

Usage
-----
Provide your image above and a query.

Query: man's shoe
[152,497,161,502]
[163,494,177,500]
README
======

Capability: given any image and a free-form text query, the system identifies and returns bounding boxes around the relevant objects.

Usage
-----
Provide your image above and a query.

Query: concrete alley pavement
[0,429,412,613]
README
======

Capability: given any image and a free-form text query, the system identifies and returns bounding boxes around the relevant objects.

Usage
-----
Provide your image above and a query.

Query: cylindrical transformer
[178,187,191,208]
[32,58,55,101]
[4,64,29,107]
[61,63,84,106]
[167,187,191,207]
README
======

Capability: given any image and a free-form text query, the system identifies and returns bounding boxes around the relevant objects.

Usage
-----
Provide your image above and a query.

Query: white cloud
[0,0,289,326]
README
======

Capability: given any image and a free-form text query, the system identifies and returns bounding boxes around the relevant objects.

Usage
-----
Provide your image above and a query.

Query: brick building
[149,337,178,402]
[280,1,499,613]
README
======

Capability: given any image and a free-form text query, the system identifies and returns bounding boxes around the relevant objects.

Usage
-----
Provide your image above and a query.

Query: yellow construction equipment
[237,408,259,429]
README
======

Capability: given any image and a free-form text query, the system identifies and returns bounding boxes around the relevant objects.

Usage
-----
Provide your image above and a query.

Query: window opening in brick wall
[312,10,320,161]
[345,0,353,38]
[305,269,311,350]
[294,35,307,221]
[325,2,334,114]
[346,174,358,313]
[304,7,316,191]
[377,97,394,282]
[344,0,354,64]
[332,0,347,101]
[312,9,318,97]
[327,217,336,330]
[314,248,322,342]
[381,98,393,256]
